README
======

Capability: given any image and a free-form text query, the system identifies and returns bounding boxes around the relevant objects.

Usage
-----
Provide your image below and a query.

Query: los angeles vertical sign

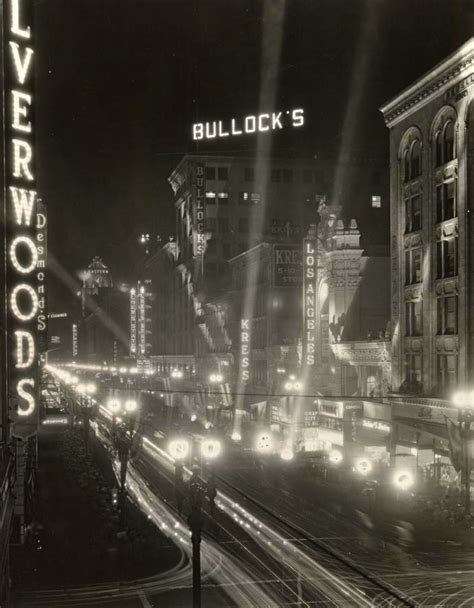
[3,0,40,439]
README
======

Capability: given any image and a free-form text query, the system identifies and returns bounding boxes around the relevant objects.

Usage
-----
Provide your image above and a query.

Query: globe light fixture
[328,449,343,465]
[201,438,222,460]
[107,398,121,414]
[393,470,415,491]
[231,431,242,442]
[280,446,294,461]
[124,399,138,413]
[169,438,191,461]
[355,457,373,476]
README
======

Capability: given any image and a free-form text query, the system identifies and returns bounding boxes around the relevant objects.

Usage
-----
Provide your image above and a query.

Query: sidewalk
[11,426,181,591]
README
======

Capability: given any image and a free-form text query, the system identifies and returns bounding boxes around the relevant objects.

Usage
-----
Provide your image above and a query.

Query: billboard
[3,0,39,439]
[273,244,301,287]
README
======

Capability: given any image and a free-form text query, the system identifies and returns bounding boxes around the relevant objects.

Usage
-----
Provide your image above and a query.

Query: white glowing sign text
[193,109,304,140]
[5,0,38,439]
[240,319,250,382]
[303,239,316,367]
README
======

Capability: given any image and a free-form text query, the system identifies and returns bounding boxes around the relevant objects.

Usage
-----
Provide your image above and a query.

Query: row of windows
[204,217,251,233]
[404,181,456,234]
[404,237,457,285]
[405,295,457,337]
[404,354,458,391]
[402,120,456,183]
[205,166,322,184]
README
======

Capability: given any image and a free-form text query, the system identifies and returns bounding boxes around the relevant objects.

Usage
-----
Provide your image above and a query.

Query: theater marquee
[3,0,39,439]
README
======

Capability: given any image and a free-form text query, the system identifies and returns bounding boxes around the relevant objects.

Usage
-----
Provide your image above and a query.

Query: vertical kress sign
[303,238,316,367]
[3,0,39,438]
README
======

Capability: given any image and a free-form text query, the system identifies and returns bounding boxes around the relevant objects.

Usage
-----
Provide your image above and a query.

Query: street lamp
[106,396,139,526]
[354,457,373,476]
[171,368,184,379]
[167,435,222,608]
[452,389,474,520]
[328,449,343,465]
[393,469,415,492]
[75,381,96,453]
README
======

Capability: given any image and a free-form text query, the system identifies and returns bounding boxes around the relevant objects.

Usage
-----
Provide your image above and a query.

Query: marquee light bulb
[10,235,37,273]
[10,283,38,321]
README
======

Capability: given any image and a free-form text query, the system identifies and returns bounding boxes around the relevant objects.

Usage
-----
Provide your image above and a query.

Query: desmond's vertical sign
[3,0,39,438]
[303,238,316,367]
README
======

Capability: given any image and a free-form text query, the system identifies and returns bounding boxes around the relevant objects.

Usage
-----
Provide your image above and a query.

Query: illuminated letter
[9,42,33,84]
[9,187,36,225]
[36,212,46,229]
[258,114,270,131]
[231,119,242,135]
[9,235,37,273]
[271,112,283,129]
[16,378,35,417]
[218,121,229,137]
[12,139,34,180]
[292,109,304,127]
[14,330,34,368]
[10,283,39,321]
[12,91,31,132]
[193,123,203,140]
[11,0,31,39]
[244,116,256,133]
[205,122,217,139]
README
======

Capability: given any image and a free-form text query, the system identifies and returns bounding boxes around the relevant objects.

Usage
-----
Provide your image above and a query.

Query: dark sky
[35,0,474,308]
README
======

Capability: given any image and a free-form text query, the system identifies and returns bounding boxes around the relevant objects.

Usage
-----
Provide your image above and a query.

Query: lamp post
[168,435,222,608]
[106,396,139,526]
[75,382,96,454]
[452,390,474,520]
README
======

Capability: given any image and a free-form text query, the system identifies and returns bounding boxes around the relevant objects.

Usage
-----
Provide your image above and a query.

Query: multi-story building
[380,37,474,398]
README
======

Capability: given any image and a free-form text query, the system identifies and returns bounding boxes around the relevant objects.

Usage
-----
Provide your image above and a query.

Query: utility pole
[188,468,204,608]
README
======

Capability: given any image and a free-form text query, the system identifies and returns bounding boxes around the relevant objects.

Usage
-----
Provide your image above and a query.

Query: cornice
[380,38,474,128]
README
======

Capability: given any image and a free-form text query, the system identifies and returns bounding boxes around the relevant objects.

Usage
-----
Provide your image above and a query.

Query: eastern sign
[4,0,39,439]
[303,238,316,367]
[192,109,304,140]
[273,244,302,287]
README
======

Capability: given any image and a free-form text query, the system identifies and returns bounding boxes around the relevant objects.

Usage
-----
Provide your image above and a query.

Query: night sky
[35,0,474,309]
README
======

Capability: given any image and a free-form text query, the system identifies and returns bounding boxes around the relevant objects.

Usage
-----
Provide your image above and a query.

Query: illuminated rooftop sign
[192,109,304,141]
[4,0,39,439]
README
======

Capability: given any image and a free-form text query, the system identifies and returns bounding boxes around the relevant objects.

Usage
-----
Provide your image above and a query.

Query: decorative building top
[83,256,113,289]
[380,37,474,127]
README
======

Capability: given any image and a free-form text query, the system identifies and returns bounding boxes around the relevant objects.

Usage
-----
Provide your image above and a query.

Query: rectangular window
[222,243,231,258]
[283,169,293,183]
[405,300,422,336]
[405,194,421,232]
[372,195,382,208]
[303,169,313,183]
[205,218,216,231]
[205,192,216,204]
[436,180,457,222]
[437,296,458,335]
[238,217,249,233]
[271,169,281,182]
[250,192,261,204]
[218,217,229,233]
[404,354,422,389]
[217,167,228,181]
[245,167,254,181]
[405,246,422,285]
[205,166,216,180]
[437,354,458,389]
[239,192,249,205]
[218,192,229,204]
[438,237,458,278]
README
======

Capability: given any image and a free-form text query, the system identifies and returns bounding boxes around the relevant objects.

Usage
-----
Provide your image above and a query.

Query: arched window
[410,140,421,178]
[403,149,410,182]
[443,121,455,163]
[435,131,443,166]
[403,139,421,182]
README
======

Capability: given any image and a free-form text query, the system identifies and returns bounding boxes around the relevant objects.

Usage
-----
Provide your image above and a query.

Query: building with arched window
[380,37,474,398]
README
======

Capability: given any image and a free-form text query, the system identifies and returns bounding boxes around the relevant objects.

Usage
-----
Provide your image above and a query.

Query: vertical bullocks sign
[193,163,205,258]
[303,238,316,368]
[3,0,39,439]
[130,287,137,356]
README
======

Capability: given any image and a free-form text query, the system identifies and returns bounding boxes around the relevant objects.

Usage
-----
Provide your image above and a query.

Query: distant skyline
[36,0,474,307]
